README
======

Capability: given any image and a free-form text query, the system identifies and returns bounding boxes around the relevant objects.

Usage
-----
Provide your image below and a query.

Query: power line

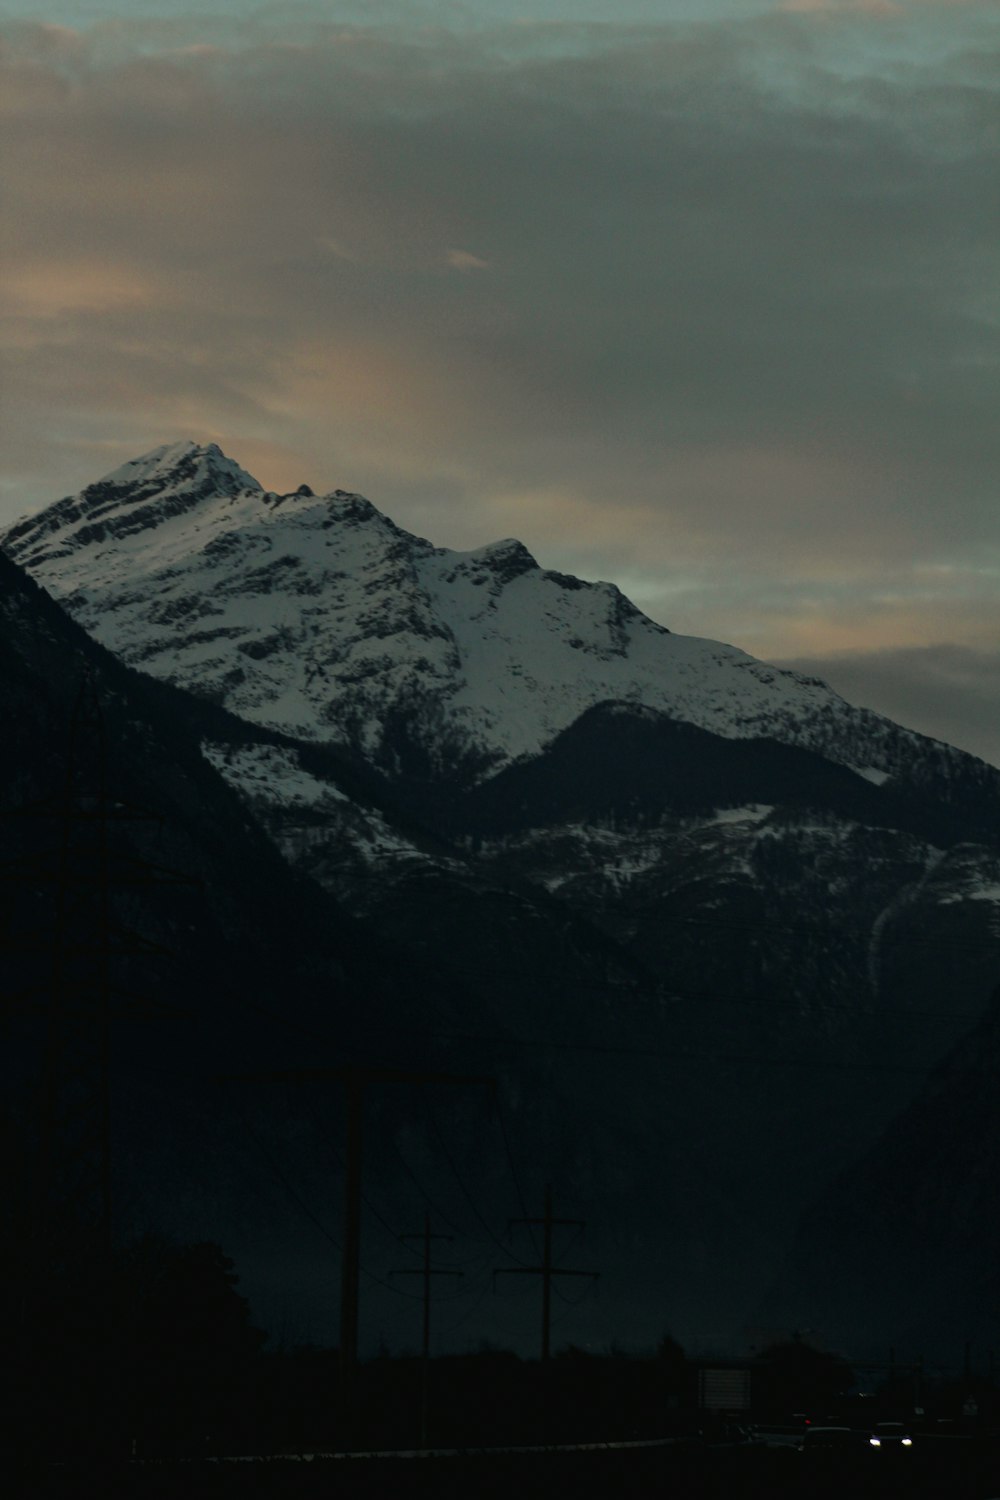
[295,1092,423,1259]
[389,1130,479,1245]
[603,904,1000,951]
[378,1026,999,1079]
[241,1123,425,1302]
[385,1150,505,1274]
[221,991,1000,1088]
[492,1090,541,1257]
[390,967,996,1022]
[425,1105,538,1268]
[222,1062,494,1441]
[392,1212,463,1446]
[435,1275,496,1340]
[496,1184,599,1361]
[243,1126,342,1253]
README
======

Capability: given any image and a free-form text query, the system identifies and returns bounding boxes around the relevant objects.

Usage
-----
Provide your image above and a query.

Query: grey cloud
[0,9,997,634]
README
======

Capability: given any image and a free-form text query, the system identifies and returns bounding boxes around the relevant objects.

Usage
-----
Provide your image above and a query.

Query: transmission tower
[495,1182,598,1360]
[225,1063,493,1444]
[393,1211,462,1446]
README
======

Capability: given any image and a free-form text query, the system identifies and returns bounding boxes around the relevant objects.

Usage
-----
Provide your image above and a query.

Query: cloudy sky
[2,0,998,762]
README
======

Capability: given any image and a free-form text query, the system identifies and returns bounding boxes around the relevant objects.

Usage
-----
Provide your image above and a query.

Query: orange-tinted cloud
[0,3,997,767]
[446,248,491,271]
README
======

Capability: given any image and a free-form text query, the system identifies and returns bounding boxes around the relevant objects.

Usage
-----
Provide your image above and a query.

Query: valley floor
[19,1436,1000,1500]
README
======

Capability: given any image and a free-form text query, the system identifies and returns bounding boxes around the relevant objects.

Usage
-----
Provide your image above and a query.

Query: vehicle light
[869,1437,881,1446]
[902,1437,913,1446]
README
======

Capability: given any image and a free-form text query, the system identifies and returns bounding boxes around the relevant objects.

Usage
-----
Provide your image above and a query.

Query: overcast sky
[2,0,998,763]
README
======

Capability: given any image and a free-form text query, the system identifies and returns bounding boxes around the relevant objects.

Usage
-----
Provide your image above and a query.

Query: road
[18,1433,1000,1498]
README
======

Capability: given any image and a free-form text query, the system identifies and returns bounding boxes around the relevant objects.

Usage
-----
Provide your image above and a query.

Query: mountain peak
[2,440,263,571]
[474,536,538,581]
[1,440,960,788]
[95,440,261,496]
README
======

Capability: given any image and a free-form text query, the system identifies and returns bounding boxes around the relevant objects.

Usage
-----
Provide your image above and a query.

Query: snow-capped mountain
[0,440,962,789]
[6,440,1000,1355]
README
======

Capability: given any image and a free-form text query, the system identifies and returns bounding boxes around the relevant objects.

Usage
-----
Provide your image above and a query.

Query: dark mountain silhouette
[4,446,1000,1361]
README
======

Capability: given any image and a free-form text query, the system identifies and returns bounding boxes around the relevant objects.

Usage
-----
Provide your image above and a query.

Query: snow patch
[706,804,775,826]
[201,741,346,807]
[850,765,891,786]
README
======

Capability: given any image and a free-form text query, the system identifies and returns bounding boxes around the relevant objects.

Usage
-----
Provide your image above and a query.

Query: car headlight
[902,1437,913,1446]
[869,1437,881,1446]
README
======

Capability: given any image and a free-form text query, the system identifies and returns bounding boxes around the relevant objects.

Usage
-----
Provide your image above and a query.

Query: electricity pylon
[495,1182,598,1359]
[393,1211,462,1445]
[224,1062,493,1444]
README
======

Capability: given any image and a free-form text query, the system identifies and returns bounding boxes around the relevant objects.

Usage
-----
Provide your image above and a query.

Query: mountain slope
[5,442,1000,1356]
[0,545,771,1352]
[0,547,523,1345]
[3,440,977,794]
[763,986,1000,1358]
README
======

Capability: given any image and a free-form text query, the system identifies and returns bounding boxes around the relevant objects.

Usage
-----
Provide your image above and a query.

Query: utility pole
[224,1063,493,1443]
[393,1211,462,1446]
[495,1182,598,1360]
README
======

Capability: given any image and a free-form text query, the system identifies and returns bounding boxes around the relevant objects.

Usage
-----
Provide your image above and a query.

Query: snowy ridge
[0,441,969,784]
[5,442,261,569]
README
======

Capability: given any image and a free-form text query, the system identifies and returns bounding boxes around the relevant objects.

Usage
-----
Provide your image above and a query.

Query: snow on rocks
[0,442,976,790]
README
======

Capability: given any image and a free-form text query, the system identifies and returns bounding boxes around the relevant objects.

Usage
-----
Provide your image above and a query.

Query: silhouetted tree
[2,1229,265,1461]
[119,1235,265,1453]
